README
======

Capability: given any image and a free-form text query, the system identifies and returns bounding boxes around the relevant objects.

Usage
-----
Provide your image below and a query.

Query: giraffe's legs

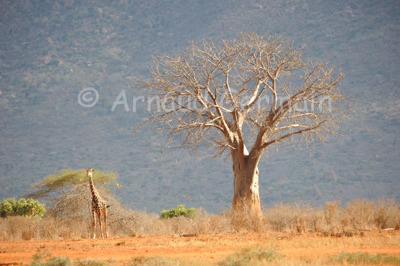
[102,207,108,238]
[96,209,103,239]
[91,206,97,239]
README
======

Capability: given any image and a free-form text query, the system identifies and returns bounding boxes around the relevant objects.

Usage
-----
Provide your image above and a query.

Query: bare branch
[135,33,348,158]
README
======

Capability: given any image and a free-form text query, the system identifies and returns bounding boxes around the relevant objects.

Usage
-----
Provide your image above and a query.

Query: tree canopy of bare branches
[136,33,348,214]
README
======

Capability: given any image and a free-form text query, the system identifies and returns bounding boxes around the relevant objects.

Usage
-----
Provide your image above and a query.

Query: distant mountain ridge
[0,0,399,213]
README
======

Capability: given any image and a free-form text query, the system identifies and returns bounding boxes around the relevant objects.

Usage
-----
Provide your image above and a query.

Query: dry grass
[0,195,399,240]
[265,198,400,235]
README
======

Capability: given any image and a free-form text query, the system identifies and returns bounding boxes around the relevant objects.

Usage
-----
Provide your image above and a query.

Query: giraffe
[86,167,108,239]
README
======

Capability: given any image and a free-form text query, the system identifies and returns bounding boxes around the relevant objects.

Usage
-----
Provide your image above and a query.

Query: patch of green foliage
[26,168,118,199]
[160,205,197,219]
[130,256,180,265]
[0,198,45,218]
[75,259,109,266]
[31,249,72,266]
[30,249,111,266]
[330,252,400,265]
[218,246,282,266]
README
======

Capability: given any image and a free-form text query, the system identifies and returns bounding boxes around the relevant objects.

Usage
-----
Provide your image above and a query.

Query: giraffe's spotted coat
[86,167,108,238]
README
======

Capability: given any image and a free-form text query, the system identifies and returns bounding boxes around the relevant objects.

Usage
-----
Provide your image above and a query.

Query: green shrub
[30,249,72,266]
[218,246,282,265]
[75,258,109,266]
[330,252,400,265]
[130,256,179,265]
[0,198,46,218]
[160,205,197,219]
[30,249,111,266]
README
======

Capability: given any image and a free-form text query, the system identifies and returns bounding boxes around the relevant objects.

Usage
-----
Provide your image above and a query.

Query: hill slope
[0,0,399,213]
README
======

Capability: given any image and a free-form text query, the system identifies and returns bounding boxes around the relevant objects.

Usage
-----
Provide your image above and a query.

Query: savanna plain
[1,198,400,265]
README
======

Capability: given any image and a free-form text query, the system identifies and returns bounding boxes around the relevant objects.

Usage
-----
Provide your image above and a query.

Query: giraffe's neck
[89,176,99,199]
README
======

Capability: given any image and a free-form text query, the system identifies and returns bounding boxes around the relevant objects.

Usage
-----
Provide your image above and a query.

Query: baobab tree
[135,33,347,215]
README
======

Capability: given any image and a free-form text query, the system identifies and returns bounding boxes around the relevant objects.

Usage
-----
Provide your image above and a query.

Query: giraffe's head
[86,167,94,178]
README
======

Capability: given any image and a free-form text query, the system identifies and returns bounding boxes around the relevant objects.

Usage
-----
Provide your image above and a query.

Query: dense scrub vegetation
[0,189,398,241]
[1,172,399,240]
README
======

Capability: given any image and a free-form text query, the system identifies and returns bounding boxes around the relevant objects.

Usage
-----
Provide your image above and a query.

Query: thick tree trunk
[231,148,262,216]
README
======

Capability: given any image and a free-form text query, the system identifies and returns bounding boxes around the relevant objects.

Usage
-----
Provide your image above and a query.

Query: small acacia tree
[25,168,119,222]
[26,168,118,200]
[136,33,348,215]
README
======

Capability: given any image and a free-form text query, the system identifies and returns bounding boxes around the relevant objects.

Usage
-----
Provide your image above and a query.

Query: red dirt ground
[1,230,399,265]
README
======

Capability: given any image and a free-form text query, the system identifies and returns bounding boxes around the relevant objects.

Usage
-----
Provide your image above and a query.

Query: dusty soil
[1,230,399,265]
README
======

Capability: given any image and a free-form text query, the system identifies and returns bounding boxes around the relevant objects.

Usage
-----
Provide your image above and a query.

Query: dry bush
[0,221,7,240]
[162,216,197,236]
[37,217,58,240]
[161,209,235,236]
[101,193,138,238]
[323,201,345,234]
[193,211,233,235]
[128,209,233,236]
[345,199,377,230]
[0,215,63,241]
[265,198,400,234]
[229,201,267,233]
[265,201,342,234]
[264,203,298,232]
[264,202,318,233]
[265,201,351,234]
[344,198,400,231]
[1,195,398,240]
[373,198,400,229]
[117,208,234,237]
[44,184,145,239]
[0,216,39,240]
[113,208,233,237]
[122,211,163,236]
[45,184,95,239]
